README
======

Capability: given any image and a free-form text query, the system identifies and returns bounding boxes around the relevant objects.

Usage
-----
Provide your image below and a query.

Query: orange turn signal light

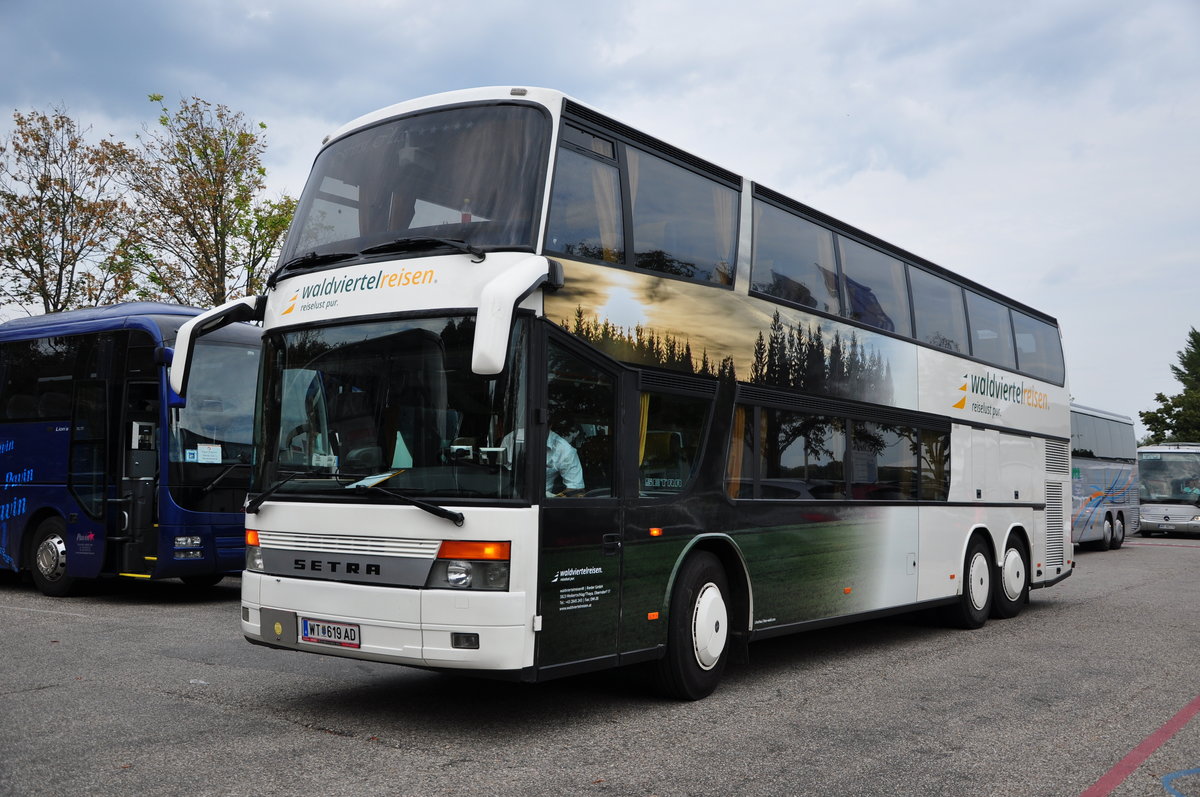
[649,527,663,537]
[647,611,660,621]
[438,540,511,561]
[246,529,260,546]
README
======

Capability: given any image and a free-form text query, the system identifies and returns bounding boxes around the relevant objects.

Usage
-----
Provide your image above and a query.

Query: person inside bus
[500,426,585,497]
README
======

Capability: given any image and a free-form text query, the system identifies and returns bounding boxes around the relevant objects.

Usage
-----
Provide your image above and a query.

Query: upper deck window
[281,104,550,262]
[750,200,840,314]
[627,148,737,287]
[836,237,912,337]
[910,268,967,353]
[966,291,1016,370]
[1013,310,1064,384]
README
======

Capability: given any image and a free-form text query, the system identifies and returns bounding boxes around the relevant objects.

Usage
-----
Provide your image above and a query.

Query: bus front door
[535,338,623,672]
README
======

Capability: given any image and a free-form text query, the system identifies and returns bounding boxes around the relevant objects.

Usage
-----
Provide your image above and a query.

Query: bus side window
[546,144,624,264]
[546,342,615,498]
[637,391,711,495]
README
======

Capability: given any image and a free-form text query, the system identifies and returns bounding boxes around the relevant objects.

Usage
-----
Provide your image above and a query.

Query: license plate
[300,617,361,649]
[1159,524,1176,530]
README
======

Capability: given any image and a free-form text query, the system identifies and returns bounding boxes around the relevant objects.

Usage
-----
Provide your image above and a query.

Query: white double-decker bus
[171,87,1073,699]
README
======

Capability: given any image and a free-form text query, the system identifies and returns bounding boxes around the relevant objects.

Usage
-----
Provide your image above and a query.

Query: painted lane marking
[0,605,92,619]
[1163,768,1200,797]
[1080,694,1200,797]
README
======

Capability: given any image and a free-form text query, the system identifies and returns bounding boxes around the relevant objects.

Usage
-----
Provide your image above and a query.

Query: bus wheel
[656,551,730,700]
[946,536,992,629]
[1110,516,1126,550]
[1096,517,1113,551]
[30,517,78,598]
[991,537,1029,619]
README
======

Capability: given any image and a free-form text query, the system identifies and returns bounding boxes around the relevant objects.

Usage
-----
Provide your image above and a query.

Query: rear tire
[991,536,1029,619]
[655,551,730,701]
[946,536,992,629]
[29,517,79,597]
[1110,516,1125,550]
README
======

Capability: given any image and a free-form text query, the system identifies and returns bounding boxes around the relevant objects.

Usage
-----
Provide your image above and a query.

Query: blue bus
[0,302,261,595]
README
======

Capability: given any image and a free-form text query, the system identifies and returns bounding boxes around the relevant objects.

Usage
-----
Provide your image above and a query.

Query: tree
[1140,327,1200,443]
[119,95,294,306]
[0,107,136,314]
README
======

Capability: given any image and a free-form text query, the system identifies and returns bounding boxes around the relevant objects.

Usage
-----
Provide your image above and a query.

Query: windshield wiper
[266,250,359,288]
[350,482,465,526]
[359,236,485,263]
[246,469,342,514]
[200,462,250,495]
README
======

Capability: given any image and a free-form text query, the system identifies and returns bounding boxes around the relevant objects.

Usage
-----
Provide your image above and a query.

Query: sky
[2,0,1197,435]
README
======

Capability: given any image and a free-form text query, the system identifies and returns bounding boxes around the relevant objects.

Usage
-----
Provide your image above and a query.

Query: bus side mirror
[169,295,265,398]
[472,256,563,375]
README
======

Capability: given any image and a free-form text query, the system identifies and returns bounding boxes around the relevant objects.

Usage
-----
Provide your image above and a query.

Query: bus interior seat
[6,394,36,419]
[577,434,611,487]
[641,431,687,481]
[37,392,70,418]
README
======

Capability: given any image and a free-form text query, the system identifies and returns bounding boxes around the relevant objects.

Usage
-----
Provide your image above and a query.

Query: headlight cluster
[424,540,511,591]
[245,529,264,572]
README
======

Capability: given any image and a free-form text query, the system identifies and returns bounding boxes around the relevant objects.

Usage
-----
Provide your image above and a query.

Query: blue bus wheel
[30,517,79,598]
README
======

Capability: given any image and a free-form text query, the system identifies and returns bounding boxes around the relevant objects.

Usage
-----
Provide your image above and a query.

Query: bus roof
[1070,402,1134,424]
[319,86,1059,329]
[1138,442,1200,452]
[0,302,205,341]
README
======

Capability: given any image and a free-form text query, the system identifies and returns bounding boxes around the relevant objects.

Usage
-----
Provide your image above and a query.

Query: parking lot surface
[1,536,1198,797]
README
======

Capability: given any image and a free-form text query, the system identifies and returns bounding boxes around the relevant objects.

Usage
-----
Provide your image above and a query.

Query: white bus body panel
[242,503,540,670]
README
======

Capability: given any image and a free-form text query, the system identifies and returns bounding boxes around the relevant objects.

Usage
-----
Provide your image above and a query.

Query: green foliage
[116,94,297,306]
[0,96,297,314]
[1140,327,1200,443]
[0,107,137,313]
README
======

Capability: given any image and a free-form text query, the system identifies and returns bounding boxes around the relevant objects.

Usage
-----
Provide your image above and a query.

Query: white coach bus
[1138,442,1200,537]
[1069,403,1138,550]
[170,87,1073,699]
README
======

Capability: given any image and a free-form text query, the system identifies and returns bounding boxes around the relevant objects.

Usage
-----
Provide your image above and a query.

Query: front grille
[256,531,440,559]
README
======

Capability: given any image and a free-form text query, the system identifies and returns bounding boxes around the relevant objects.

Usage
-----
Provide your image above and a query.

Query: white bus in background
[1069,403,1138,550]
[1137,442,1200,537]
[169,86,1074,699]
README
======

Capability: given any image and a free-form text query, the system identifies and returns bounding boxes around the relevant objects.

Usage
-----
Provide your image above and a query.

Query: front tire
[946,536,992,629]
[656,551,730,701]
[29,517,79,597]
[991,536,1029,619]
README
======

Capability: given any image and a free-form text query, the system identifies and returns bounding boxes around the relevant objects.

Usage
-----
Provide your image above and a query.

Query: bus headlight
[425,540,510,591]
[245,529,264,572]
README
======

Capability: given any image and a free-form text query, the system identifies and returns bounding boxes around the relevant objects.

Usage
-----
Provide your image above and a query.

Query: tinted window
[546,146,624,264]
[627,147,737,286]
[850,422,918,500]
[910,268,967,353]
[837,237,912,336]
[750,200,840,313]
[966,291,1016,370]
[919,429,951,501]
[0,336,80,420]
[764,409,846,500]
[638,392,711,495]
[1013,311,1064,384]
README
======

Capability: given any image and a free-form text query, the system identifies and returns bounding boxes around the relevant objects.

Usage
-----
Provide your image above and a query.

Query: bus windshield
[1139,451,1200,505]
[280,103,550,264]
[255,315,528,502]
[168,336,262,511]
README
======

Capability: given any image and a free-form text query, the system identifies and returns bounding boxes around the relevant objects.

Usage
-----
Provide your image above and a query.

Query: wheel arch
[18,507,66,571]
[667,534,753,638]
